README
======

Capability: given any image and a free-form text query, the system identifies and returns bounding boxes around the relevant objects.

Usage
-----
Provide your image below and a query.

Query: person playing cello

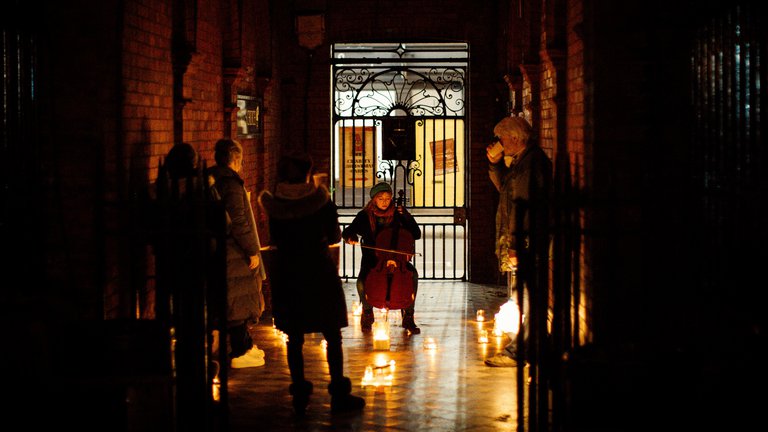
[342,182,422,334]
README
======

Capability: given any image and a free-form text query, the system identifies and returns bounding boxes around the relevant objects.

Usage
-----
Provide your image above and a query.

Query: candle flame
[476,309,486,322]
[361,359,395,387]
[478,329,489,344]
[423,337,438,350]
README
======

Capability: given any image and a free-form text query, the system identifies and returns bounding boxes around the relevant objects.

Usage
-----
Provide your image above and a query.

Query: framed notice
[236,95,261,138]
[429,138,457,176]
[340,126,376,187]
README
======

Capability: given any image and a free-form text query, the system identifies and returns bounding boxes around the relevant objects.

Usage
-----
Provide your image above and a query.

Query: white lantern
[493,298,521,335]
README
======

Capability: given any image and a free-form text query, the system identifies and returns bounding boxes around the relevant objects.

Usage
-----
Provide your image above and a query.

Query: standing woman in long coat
[208,139,266,369]
[258,152,365,415]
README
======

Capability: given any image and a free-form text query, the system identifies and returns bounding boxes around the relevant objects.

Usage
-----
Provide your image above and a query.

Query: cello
[363,189,416,310]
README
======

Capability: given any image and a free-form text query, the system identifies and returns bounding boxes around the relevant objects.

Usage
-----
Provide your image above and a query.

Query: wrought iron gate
[330,42,469,280]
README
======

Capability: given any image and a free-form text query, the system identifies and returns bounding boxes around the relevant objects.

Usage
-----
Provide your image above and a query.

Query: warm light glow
[479,342,489,357]
[373,321,390,350]
[274,330,288,343]
[493,299,521,335]
[352,301,363,316]
[423,337,438,350]
[212,377,221,402]
[374,356,388,367]
[373,324,389,340]
[478,329,489,344]
[321,339,328,349]
[211,360,221,402]
[361,357,395,387]
[362,365,374,382]
[374,307,390,321]
[476,309,485,322]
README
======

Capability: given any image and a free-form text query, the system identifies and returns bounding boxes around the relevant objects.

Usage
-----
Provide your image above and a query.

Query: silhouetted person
[142,142,202,319]
[164,142,200,179]
[258,152,365,415]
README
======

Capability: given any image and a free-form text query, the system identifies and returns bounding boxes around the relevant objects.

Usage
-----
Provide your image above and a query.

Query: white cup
[488,142,504,158]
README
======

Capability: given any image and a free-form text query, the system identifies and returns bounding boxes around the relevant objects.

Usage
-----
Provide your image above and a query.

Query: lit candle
[361,361,395,387]
[372,321,390,350]
[476,309,485,322]
[361,365,375,386]
[423,337,438,350]
[212,377,221,402]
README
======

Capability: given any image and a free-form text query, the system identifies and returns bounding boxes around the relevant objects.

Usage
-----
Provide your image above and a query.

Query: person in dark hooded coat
[258,151,365,415]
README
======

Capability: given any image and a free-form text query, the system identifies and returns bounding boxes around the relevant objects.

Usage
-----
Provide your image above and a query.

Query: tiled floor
[225,280,526,432]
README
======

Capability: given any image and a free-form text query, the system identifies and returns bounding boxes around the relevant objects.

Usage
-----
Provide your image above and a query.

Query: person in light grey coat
[485,116,552,367]
[208,139,266,368]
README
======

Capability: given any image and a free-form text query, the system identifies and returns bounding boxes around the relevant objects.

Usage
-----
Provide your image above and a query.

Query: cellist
[342,182,422,334]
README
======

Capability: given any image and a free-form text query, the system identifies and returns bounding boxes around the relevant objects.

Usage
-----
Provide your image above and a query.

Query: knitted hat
[369,182,393,198]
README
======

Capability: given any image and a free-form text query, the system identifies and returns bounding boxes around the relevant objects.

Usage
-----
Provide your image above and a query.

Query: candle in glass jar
[476,309,485,322]
[478,329,489,344]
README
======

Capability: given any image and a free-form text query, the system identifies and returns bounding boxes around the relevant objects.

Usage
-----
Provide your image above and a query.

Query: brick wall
[566,0,590,344]
[182,0,224,155]
[112,0,272,316]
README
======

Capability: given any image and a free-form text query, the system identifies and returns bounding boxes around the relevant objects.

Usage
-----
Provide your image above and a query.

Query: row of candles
[213,301,517,400]
[352,300,520,348]
[218,300,521,393]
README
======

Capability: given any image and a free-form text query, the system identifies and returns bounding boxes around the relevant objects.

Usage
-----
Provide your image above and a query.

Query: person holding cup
[484,116,552,367]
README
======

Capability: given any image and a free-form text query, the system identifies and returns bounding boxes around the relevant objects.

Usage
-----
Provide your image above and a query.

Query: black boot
[289,380,313,415]
[328,377,365,413]
[360,309,374,331]
[401,310,420,334]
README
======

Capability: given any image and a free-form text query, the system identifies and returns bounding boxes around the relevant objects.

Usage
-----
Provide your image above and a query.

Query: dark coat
[488,144,552,271]
[341,204,421,275]
[207,164,265,325]
[258,183,348,334]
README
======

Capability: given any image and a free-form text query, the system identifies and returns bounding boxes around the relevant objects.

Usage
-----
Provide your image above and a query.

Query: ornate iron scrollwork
[334,67,465,118]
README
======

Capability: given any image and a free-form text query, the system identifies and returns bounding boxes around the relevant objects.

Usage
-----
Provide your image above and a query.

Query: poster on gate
[339,126,376,188]
[429,138,457,176]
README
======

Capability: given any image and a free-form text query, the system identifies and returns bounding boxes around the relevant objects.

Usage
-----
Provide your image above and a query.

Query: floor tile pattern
[226,281,523,431]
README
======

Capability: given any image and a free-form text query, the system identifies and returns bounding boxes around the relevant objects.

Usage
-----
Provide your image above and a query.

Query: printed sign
[340,126,376,187]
